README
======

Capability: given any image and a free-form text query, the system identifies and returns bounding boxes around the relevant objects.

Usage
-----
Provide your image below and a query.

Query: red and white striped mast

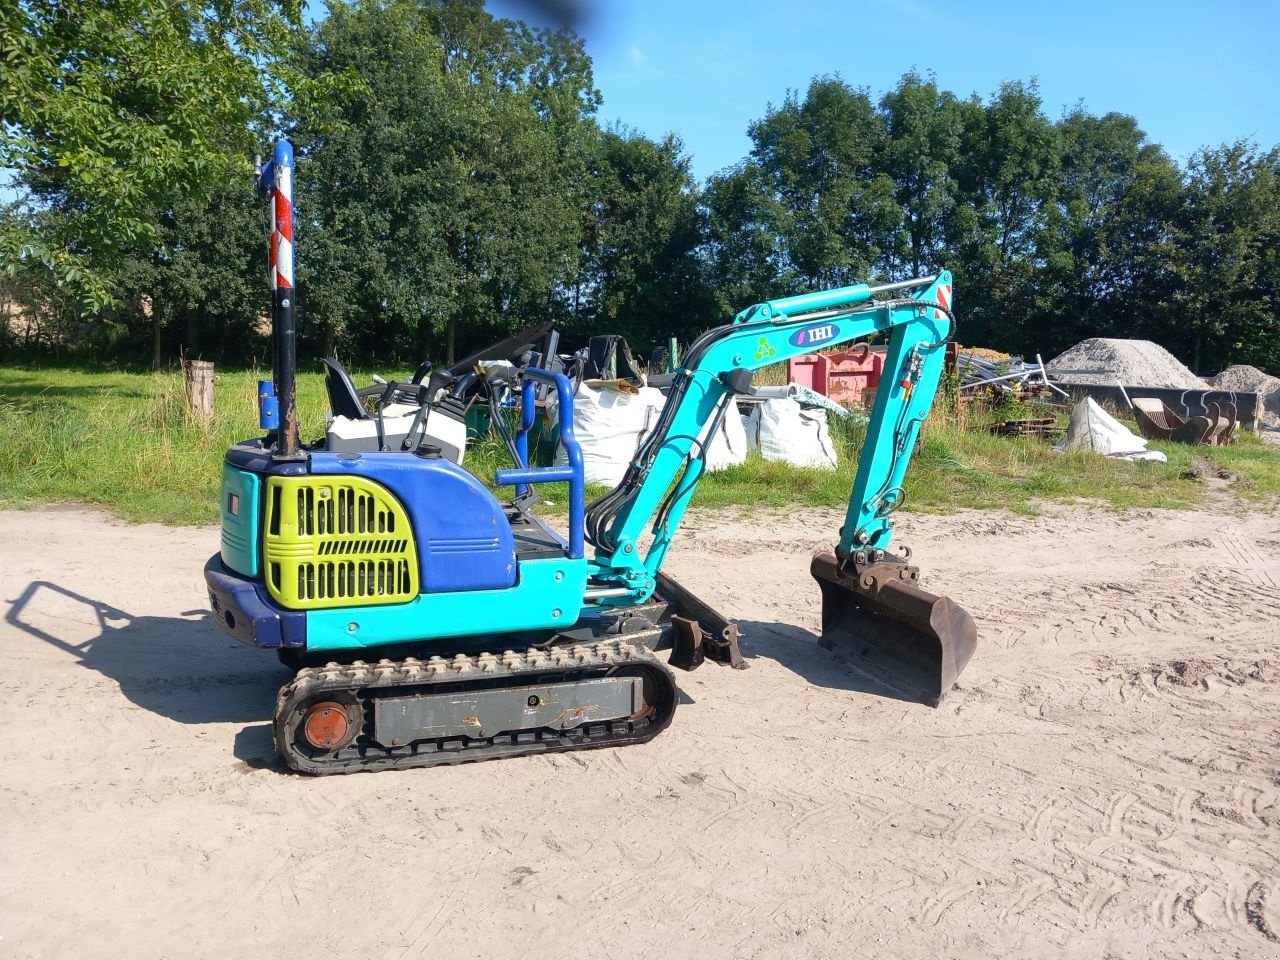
[257,141,301,459]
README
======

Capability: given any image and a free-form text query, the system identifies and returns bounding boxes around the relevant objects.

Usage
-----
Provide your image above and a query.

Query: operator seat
[321,357,370,421]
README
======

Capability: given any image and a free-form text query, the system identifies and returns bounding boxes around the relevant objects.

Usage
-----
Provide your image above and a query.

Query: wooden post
[185,360,215,420]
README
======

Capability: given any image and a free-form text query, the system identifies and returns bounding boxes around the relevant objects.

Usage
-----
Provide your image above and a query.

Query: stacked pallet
[959,383,1057,409]
[989,418,1063,439]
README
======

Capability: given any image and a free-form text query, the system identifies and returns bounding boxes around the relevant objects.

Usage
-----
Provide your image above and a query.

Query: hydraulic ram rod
[738,274,940,322]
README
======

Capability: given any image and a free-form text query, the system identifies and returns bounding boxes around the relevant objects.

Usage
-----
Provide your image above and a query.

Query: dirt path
[2,502,1279,959]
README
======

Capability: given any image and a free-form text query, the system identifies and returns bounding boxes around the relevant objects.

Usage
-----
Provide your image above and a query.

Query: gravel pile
[1046,338,1206,389]
[1212,364,1280,428]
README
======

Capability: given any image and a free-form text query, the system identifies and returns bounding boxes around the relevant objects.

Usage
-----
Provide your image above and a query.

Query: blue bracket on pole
[258,380,279,430]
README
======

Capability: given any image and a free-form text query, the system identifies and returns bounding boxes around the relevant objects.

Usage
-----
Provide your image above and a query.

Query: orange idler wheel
[302,701,354,750]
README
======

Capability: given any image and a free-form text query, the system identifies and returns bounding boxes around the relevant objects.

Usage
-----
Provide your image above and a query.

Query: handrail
[494,368,585,560]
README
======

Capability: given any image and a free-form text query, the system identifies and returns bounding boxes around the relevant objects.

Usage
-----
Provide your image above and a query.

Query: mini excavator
[204,142,977,774]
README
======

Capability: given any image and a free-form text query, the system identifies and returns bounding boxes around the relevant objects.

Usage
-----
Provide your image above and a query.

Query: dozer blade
[810,552,976,707]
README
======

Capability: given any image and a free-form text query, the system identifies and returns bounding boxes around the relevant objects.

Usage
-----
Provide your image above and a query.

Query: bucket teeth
[810,552,977,706]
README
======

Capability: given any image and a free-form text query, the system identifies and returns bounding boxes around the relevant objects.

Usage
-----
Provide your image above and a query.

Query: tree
[570,128,713,346]
[0,0,300,314]
[293,0,599,364]
[944,81,1059,349]
[704,162,790,316]
[1170,142,1280,372]
[876,73,968,279]
[703,77,901,317]
[747,77,898,289]
[1034,110,1178,355]
[120,168,269,368]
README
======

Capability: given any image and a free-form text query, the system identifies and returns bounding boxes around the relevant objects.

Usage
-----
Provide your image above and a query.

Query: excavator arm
[587,272,953,588]
[582,271,975,705]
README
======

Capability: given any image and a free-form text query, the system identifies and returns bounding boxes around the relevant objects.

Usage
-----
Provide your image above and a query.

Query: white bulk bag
[702,401,749,472]
[746,398,839,469]
[547,382,667,486]
[1062,397,1167,462]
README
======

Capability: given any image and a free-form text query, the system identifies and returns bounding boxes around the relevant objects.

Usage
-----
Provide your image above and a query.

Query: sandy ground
[3,500,1280,959]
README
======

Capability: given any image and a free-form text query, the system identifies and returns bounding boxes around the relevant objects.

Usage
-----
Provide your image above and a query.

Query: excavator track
[274,639,678,775]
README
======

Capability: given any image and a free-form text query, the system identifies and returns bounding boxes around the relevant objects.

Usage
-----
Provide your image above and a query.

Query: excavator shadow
[3,581,691,771]
[233,724,285,769]
[735,619,921,704]
[3,580,286,726]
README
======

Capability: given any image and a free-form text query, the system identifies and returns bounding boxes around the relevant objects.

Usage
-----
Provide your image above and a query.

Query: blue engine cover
[307,449,517,593]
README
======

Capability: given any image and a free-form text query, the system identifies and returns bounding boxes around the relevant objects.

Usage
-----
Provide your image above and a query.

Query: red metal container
[827,349,883,407]
[787,354,830,395]
[787,349,883,406]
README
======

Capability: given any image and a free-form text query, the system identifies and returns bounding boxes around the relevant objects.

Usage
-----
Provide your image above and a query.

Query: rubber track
[274,639,678,775]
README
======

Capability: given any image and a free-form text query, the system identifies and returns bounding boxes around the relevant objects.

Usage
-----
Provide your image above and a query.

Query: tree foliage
[3,3,1279,378]
[570,128,712,345]
[292,0,599,362]
[0,0,301,313]
[703,73,1280,374]
[120,168,269,367]
[1169,143,1280,372]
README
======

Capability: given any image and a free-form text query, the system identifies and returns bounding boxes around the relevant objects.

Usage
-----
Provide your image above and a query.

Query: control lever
[401,368,456,451]
[447,370,479,401]
[372,380,402,451]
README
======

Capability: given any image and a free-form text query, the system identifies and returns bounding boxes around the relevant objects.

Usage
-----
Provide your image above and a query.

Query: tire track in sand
[1219,527,1280,589]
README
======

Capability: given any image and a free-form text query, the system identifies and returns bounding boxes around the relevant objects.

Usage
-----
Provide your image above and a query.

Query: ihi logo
[788,324,837,348]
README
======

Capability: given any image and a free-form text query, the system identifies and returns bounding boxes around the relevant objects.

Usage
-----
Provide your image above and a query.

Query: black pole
[275,285,299,458]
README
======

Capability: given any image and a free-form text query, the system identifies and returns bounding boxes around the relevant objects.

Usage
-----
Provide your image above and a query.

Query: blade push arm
[584,271,954,602]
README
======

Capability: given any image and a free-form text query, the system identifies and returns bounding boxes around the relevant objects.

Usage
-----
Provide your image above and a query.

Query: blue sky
[488,0,1279,182]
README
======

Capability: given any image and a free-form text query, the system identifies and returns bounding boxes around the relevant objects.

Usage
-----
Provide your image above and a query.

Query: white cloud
[629,46,645,64]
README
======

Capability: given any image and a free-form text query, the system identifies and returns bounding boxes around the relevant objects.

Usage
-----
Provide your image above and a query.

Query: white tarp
[746,398,839,469]
[546,381,666,486]
[1061,397,1168,462]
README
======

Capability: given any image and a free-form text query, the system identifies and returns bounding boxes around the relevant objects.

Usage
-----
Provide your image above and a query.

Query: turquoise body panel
[219,464,261,577]
[304,555,588,651]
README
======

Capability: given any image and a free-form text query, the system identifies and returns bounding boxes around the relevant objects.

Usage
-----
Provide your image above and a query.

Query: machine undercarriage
[275,637,677,775]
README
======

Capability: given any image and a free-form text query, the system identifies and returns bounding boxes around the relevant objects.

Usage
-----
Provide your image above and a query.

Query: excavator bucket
[810,552,977,706]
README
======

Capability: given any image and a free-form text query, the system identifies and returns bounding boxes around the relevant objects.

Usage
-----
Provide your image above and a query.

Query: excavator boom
[584,271,976,704]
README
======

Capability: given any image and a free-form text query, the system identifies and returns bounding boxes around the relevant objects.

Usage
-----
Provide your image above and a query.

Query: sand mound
[1213,364,1280,428]
[1047,338,1206,389]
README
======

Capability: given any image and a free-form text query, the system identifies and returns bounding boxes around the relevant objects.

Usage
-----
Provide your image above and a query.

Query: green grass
[1,365,1277,526]
[0,365,337,524]
[694,393,1280,514]
[696,401,1203,514]
[1150,432,1280,499]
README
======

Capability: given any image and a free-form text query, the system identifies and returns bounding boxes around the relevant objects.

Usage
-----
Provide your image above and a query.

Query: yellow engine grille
[263,476,418,609]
